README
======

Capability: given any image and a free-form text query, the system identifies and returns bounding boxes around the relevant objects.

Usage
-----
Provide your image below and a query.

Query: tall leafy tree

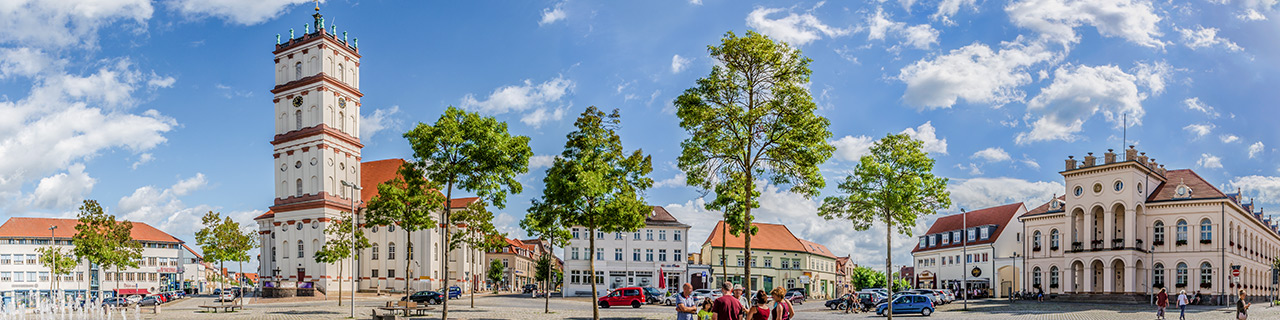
[521,201,571,314]
[404,105,532,320]
[364,162,445,304]
[486,258,504,294]
[72,200,142,298]
[531,106,653,320]
[226,219,256,306]
[674,30,834,292]
[36,246,77,292]
[196,211,235,305]
[818,133,950,319]
[449,200,506,308]
[314,210,371,306]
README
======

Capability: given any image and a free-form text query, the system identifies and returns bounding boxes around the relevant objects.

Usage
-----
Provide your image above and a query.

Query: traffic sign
[1232,265,1241,277]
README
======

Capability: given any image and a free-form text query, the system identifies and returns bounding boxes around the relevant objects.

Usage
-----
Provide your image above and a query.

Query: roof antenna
[1122,113,1126,152]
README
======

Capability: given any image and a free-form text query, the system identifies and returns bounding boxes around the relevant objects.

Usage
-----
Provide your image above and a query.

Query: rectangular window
[942,235,949,245]
[633,249,641,261]
[597,231,604,239]
[674,230,682,241]
[148,257,157,266]
[646,249,654,262]
[14,272,24,282]
[0,272,8,282]
[634,232,641,240]
[570,270,580,284]
[750,257,757,267]
[646,230,654,241]
[919,237,926,248]
[0,254,8,264]
[596,247,603,260]
[615,232,623,240]
[502,259,509,267]
[572,228,579,239]
[77,272,84,282]
[981,227,989,239]
[615,248,623,261]
[39,272,49,282]
[26,254,36,265]
[674,250,682,261]
[659,230,667,241]
[149,273,157,281]
[388,269,395,278]
[372,269,379,278]
[968,229,976,241]
[781,259,790,269]
[764,258,773,268]
[659,249,667,262]
[571,247,579,260]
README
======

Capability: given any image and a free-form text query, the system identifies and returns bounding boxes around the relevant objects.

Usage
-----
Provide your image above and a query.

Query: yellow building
[699,221,840,298]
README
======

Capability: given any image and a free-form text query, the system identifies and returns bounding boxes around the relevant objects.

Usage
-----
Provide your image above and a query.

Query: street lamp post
[341,180,362,319]
[49,226,57,296]
[961,208,968,311]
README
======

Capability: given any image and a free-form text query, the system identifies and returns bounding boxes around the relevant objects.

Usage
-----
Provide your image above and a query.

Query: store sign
[158,267,178,273]
[971,267,982,277]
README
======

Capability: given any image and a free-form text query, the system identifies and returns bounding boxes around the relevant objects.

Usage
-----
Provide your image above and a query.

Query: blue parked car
[876,294,934,316]
[447,286,462,299]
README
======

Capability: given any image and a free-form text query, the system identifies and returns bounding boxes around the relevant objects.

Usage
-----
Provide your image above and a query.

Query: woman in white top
[1176,290,1189,320]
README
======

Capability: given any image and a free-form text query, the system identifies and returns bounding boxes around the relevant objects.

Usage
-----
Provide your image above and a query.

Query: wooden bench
[377,301,433,316]
[198,304,242,313]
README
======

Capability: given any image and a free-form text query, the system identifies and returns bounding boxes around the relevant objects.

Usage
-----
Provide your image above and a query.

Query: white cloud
[1249,142,1265,159]
[0,0,153,49]
[947,177,1063,210]
[829,135,875,162]
[1226,175,1280,205]
[972,147,1012,162]
[671,54,691,73]
[25,163,96,210]
[862,7,939,49]
[0,48,56,79]
[528,155,556,170]
[1183,97,1220,118]
[1182,124,1213,138]
[1220,135,1241,143]
[1132,61,1170,96]
[171,0,314,25]
[654,173,687,188]
[540,2,567,26]
[147,74,176,89]
[359,105,400,139]
[461,76,575,127]
[1176,25,1243,51]
[1197,153,1223,168]
[1019,155,1041,169]
[746,6,851,46]
[131,153,154,169]
[690,0,703,5]
[931,0,979,24]
[902,121,948,154]
[898,38,1055,109]
[1237,9,1267,21]
[1005,0,1165,47]
[116,173,214,239]
[1016,64,1147,144]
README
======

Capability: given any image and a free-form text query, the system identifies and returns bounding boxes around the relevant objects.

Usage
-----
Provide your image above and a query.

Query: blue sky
[3,0,1280,271]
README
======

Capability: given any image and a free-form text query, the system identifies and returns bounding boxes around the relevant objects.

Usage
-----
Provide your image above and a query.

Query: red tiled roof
[0,217,181,243]
[360,158,408,204]
[450,197,480,209]
[913,202,1024,253]
[254,209,275,220]
[703,221,836,258]
[182,243,203,260]
[1021,196,1066,218]
[1147,169,1227,202]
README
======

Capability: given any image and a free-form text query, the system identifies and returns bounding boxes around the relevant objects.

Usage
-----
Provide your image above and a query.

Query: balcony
[1050,245,1059,251]
[1176,240,1188,246]
[1199,239,1212,245]
[1153,239,1164,246]
[1071,242,1083,252]
[1032,245,1042,252]
[1091,240,1103,251]
[1112,238,1124,249]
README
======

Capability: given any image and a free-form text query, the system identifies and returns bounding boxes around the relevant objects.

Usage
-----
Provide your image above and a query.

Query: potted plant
[1199,239,1211,244]
[1176,239,1188,246]
[1199,282,1212,288]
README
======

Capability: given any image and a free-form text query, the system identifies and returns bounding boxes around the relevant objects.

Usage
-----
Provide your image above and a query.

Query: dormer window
[1173,180,1192,199]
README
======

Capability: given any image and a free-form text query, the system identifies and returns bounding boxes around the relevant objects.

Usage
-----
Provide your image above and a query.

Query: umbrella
[658,268,666,289]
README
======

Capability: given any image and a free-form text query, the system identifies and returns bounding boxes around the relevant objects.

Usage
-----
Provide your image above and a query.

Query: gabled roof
[360,158,408,204]
[1020,196,1066,218]
[645,206,690,227]
[1146,169,1227,202]
[0,217,182,243]
[449,197,480,209]
[182,243,203,260]
[703,221,836,258]
[913,202,1024,253]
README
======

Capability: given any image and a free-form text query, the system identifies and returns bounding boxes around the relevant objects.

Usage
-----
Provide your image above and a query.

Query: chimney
[1125,145,1138,161]
[1066,156,1077,170]
[1104,149,1117,164]
[1148,158,1157,171]
[1083,152,1097,167]
[1158,164,1166,176]
[1138,152,1148,166]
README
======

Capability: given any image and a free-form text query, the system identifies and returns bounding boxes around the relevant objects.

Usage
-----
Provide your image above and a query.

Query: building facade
[700,222,841,299]
[563,206,691,297]
[486,238,539,291]
[912,203,1026,298]
[1020,146,1280,303]
[0,218,185,303]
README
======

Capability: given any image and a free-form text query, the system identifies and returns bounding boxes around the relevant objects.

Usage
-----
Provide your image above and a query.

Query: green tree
[36,246,77,292]
[534,254,562,290]
[531,106,653,320]
[314,210,371,306]
[72,200,142,297]
[449,200,506,308]
[849,266,885,290]
[818,133,950,319]
[364,162,445,304]
[404,105,532,319]
[487,258,505,294]
[226,220,256,306]
[674,30,834,293]
[521,201,571,314]
[196,211,239,305]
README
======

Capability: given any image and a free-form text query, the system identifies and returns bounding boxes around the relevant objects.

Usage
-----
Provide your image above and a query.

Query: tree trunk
[886,210,893,320]
[238,259,244,306]
[721,222,726,283]
[545,240,552,313]
[405,230,412,310]
[744,178,754,294]
[338,261,344,306]
[590,227,599,320]
[470,231,476,308]
[443,180,453,320]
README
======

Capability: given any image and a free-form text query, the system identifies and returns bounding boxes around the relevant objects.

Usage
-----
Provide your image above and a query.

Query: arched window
[388,242,396,260]
[1049,266,1059,288]
[296,179,303,197]
[1154,221,1165,243]
[371,243,379,260]
[389,224,396,233]
[338,111,345,131]
[1200,219,1212,242]
[1200,262,1212,285]
[1176,220,1188,242]
[1033,267,1042,288]
[282,242,289,258]
[295,110,303,129]
[1050,229,1060,249]
[338,64,344,82]
[271,246,276,261]
[1153,263,1165,288]
[1033,231,1042,250]
[297,240,304,258]
[295,62,302,80]
[1176,262,1188,286]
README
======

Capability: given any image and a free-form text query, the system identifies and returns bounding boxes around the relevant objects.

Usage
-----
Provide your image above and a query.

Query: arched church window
[296,179,303,197]
[296,110,303,129]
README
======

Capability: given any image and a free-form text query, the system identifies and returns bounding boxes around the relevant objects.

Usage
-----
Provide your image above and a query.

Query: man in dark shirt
[711,281,744,320]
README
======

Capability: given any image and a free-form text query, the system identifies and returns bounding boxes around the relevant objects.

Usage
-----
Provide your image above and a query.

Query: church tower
[258,4,363,292]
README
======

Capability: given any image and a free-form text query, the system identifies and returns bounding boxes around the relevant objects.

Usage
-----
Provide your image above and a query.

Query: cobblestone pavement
[96,294,1280,320]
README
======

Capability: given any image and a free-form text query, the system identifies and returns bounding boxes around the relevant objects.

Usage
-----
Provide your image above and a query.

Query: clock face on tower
[292,96,303,107]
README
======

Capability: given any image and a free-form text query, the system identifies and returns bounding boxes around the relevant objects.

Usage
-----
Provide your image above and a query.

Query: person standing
[676,283,699,320]
[743,290,770,320]
[1155,288,1168,320]
[769,287,794,320]
[733,284,748,313]
[1236,289,1250,320]
[712,281,744,320]
[1177,289,1189,320]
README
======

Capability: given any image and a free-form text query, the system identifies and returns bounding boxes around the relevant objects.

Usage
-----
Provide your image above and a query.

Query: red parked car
[598,287,646,308]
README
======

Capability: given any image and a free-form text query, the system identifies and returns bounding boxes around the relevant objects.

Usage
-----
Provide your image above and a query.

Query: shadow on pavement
[267,310,342,315]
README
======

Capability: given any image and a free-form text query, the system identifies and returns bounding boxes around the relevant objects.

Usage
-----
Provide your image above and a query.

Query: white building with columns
[1019,146,1280,304]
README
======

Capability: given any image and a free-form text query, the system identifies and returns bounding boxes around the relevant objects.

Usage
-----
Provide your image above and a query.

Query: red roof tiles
[703,221,836,259]
[1147,169,1227,202]
[360,158,408,204]
[0,217,181,243]
[912,202,1024,253]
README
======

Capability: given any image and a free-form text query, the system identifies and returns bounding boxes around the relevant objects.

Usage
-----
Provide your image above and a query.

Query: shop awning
[115,288,148,295]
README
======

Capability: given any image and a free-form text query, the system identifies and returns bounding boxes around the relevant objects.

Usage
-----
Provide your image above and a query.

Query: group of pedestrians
[675,281,795,320]
[1154,288,1251,320]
